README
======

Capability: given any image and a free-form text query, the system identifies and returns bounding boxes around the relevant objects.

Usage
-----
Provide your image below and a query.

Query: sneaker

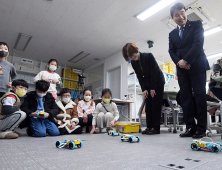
[82,127,86,133]
[95,127,101,133]
[142,128,150,134]
[13,131,21,137]
[106,127,113,132]
[0,132,19,139]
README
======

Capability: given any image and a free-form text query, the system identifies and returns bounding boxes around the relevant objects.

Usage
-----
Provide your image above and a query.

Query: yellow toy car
[56,139,83,150]
[37,111,46,118]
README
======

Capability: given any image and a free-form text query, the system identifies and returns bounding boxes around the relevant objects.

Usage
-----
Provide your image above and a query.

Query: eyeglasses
[62,95,71,98]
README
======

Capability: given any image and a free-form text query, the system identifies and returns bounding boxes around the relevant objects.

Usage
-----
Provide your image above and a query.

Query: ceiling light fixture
[136,0,176,21]
[13,33,32,51]
[207,52,222,59]
[204,26,222,36]
[69,51,90,63]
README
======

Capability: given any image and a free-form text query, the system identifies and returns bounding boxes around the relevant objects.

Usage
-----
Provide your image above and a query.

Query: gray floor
[0,127,222,170]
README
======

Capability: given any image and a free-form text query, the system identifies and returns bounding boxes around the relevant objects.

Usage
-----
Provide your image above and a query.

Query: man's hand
[70,122,76,129]
[110,120,115,127]
[143,90,149,99]
[52,79,59,84]
[150,90,156,98]
[177,60,191,70]
[7,82,12,88]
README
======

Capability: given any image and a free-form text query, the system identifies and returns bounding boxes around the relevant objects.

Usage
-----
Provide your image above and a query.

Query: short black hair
[170,2,186,18]
[0,42,9,51]
[60,88,71,96]
[35,80,50,92]
[48,59,58,66]
[12,79,29,88]
[101,88,112,98]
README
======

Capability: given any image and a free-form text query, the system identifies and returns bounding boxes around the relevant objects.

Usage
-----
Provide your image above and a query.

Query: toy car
[108,131,120,136]
[121,134,140,143]
[37,111,46,117]
[56,139,83,150]
[191,137,222,153]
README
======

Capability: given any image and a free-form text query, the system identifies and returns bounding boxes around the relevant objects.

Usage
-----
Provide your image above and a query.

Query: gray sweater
[0,60,17,93]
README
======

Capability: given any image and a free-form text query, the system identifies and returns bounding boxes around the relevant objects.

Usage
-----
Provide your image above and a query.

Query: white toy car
[121,134,140,143]
[108,131,120,136]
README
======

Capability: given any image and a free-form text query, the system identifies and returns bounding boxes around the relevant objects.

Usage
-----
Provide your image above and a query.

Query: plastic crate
[115,121,141,133]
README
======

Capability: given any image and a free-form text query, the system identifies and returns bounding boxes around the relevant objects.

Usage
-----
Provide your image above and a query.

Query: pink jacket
[77,100,95,117]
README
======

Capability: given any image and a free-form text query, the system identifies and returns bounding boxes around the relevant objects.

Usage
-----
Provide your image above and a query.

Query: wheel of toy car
[118,132,120,136]
[190,142,199,151]
[207,132,212,137]
[136,136,140,142]
[55,140,62,148]
[68,141,75,150]
[108,131,110,135]
[129,136,133,143]
[121,135,125,142]
[77,141,83,148]
[211,144,221,153]
[112,132,115,136]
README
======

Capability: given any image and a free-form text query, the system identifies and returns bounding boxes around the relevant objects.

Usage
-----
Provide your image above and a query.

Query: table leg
[167,94,177,133]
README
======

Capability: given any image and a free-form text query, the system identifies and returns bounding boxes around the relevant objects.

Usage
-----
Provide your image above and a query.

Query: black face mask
[0,51,8,58]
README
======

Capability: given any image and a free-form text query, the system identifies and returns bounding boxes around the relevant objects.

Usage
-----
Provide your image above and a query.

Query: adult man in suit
[168,2,210,138]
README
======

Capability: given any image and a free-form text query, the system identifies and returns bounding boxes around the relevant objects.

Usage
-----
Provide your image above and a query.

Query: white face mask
[62,97,71,103]
[84,96,91,102]
[49,65,57,71]
[37,92,46,98]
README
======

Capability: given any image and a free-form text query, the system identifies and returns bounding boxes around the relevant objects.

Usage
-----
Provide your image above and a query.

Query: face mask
[62,97,71,103]
[0,51,8,58]
[15,89,26,97]
[37,92,46,98]
[102,98,111,104]
[84,96,91,102]
[49,65,57,71]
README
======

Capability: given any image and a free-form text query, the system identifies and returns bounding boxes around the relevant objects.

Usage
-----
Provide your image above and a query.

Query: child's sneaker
[82,126,86,133]
[0,131,19,139]
[106,127,113,132]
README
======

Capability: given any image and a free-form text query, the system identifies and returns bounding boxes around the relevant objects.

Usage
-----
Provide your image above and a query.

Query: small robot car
[108,131,120,136]
[191,138,222,153]
[121,134,140,143]
[56,139,83,150]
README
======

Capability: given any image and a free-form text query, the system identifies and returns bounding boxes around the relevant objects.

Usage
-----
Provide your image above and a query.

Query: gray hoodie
[0,60,17,93]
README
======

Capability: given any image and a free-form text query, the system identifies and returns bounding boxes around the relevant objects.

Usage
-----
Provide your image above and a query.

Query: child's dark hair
[170,2,186,18]
[48,59,58,66]
[101,88,112,97]
[0,42,9,51]
[83,89,94,106]
[36,80,50,92]
[60,88,71,96]
[12,79,29,88]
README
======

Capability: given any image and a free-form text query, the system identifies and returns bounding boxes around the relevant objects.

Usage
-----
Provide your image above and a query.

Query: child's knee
[98,112,105,117]
[20,111,27,121]
[33,130,46,137]
[106,112,113,118]
[49,128,60,136]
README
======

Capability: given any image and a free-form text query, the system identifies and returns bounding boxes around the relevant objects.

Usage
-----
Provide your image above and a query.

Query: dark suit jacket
[131,52,165,92]
[169,20,210,76]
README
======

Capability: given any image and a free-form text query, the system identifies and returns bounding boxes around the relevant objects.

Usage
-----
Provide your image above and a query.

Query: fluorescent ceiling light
[204,26,222,36]
[13,33,32,51]
[136,0,176,21]
[207,52,222,59]
[69,51,90,63]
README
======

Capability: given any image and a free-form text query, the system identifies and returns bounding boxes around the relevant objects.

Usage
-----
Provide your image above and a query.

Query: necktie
[180,26,184,40]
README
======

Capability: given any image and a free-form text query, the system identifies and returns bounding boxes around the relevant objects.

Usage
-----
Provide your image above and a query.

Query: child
[77,89,95,133]
[33,59,62,100]
[0,79,28,139]
[55,88,82,135]
[0,42,17,98]
[20,80,59,137]
[91,88,119,134]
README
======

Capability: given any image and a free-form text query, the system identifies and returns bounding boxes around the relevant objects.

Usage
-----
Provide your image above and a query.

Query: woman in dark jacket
[122,43,165,134]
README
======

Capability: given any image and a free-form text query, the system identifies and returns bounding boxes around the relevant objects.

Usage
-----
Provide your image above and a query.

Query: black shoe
[142,128,150,134]
[26,127,33,137]
[146,128,160,135]
[192,130,206,139]
[179,129,195,137]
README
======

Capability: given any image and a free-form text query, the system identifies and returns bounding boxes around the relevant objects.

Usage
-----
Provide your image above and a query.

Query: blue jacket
[169,20,210,76]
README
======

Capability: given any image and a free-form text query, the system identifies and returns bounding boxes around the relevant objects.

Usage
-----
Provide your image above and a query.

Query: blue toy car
[56,139,83,150]
[191,138,222,153]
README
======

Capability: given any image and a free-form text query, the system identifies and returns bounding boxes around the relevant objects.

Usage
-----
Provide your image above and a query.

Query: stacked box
[70,81,77,89]
[63,80,70,88]
[62,68,71,79]
[71,71,79,81]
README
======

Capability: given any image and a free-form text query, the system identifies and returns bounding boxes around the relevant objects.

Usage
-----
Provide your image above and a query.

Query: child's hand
[83,114,88,123]
[70,122,76,129]
[52,79,59,84]
[7,82,12,88]
[110,120,115,127]
[90,126,95,134]
[43,79,50,82]
[31,111,38,117]
[44,112,49,118]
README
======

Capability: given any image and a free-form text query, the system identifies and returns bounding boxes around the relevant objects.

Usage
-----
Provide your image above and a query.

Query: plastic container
[115,121,141,133]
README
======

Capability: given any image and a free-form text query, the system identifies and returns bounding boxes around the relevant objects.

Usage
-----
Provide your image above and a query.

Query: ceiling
[0,0,222,70]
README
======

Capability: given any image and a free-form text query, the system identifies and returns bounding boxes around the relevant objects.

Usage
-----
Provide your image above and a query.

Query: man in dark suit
[169,2,210,138]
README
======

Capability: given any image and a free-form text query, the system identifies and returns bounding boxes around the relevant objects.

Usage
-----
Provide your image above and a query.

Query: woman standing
[122,43,165,134]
